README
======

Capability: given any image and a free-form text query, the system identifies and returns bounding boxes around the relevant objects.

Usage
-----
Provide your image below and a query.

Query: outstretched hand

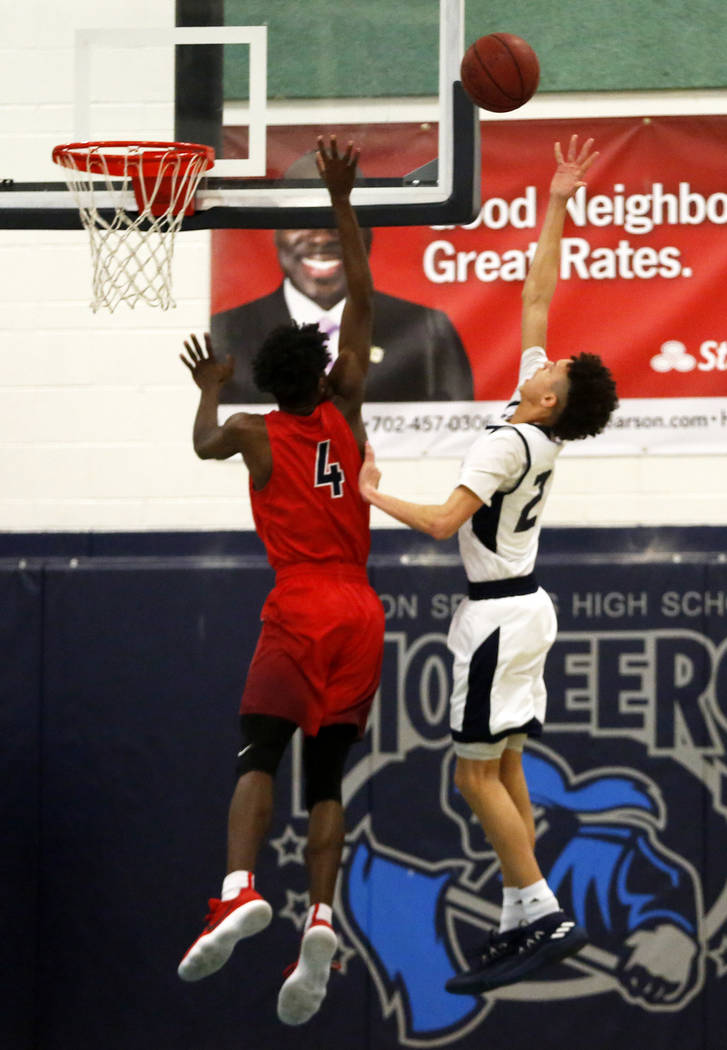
[180,333,233,391]
[358,442,381,503]
[316,135,360,200]
[551,134,598,200]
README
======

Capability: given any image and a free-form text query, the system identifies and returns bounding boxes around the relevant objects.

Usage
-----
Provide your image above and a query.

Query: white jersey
[457,346,562,583]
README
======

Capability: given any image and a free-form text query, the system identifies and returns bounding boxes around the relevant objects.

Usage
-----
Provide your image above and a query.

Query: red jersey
[250,401,370,570]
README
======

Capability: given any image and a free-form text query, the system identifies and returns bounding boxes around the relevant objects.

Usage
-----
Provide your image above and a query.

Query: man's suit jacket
[212,286,474,404]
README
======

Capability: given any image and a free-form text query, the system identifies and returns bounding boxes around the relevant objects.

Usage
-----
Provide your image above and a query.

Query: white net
[53,143,213,312]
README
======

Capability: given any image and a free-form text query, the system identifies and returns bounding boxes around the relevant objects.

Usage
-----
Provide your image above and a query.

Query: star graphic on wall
[334,933,357,976]
[280,889,309,931]
[270,824,306,866]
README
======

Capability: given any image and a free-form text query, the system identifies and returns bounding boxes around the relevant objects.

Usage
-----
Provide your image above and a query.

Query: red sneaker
[177,886,272,982]
[277,915,338,1025]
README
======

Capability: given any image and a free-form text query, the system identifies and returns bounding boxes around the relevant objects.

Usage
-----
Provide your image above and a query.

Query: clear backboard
[0,0,480,230]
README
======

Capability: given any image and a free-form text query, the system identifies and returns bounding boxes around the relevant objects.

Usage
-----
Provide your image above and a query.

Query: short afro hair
[252,321,331,406]
[552,352,618,441]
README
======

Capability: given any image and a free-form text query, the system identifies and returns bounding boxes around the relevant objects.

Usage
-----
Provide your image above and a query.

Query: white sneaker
[277,919,338,1025]
[177,887,272,982]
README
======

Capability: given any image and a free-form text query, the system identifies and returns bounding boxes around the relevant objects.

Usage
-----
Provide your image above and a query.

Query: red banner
[212,116,727,456]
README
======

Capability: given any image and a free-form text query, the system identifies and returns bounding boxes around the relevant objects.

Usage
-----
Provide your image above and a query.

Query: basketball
[460,33,540,113]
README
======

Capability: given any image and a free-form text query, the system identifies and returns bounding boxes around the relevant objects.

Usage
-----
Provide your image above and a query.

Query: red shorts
[241,563,385,737]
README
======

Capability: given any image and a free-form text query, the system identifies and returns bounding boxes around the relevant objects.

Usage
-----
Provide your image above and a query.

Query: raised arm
[521,135,598,352]
[179,333,271,476]
[179,334,238,458]
[316,136,373,437]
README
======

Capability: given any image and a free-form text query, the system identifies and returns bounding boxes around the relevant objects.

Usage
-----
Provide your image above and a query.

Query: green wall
[223,0,727,98]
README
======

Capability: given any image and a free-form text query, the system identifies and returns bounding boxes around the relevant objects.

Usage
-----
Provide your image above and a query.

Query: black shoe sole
[446,926,588,995]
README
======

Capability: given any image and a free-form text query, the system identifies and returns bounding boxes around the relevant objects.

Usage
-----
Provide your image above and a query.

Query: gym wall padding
[1,564,43,1050]
[2,527,727,1050]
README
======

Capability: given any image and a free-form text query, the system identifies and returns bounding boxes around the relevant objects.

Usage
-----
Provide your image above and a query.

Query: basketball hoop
[52,141,215,312]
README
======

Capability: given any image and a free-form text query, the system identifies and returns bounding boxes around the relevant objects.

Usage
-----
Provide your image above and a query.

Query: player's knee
[454,756,498,801]
[453,759,475,800]
[302,723,358,811]
[235,713,296,779]
[304,773,343,811]
[236,741,284,778]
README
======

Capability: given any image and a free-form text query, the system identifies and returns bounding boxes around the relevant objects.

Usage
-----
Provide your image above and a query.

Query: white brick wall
[2,1,726,533]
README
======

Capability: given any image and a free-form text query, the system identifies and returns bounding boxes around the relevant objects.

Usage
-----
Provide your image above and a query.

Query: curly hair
[252,321,331,406]
[551,352,618,441]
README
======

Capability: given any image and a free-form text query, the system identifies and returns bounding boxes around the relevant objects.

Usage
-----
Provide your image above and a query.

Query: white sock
[221,870,254,901]
[499,886,525,932]
[305,902,333,931]
[520,878,559,923]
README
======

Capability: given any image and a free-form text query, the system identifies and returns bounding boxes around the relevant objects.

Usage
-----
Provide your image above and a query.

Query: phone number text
[364,412,495,434]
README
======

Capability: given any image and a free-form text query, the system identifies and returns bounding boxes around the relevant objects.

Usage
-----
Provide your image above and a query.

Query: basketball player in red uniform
[177,137,385,1026]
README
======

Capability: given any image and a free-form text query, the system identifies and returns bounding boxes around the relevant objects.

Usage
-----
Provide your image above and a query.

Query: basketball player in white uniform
[359,135,618,993]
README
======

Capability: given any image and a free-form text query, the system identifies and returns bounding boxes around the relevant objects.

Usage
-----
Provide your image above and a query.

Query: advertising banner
[212,116,727,457]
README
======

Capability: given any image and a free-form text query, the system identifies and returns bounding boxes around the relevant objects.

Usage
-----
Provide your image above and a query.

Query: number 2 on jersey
[315,440,345,498]
[514,470,552,533]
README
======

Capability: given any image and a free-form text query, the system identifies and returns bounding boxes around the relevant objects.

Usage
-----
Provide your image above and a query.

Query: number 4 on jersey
[315,440,345,498]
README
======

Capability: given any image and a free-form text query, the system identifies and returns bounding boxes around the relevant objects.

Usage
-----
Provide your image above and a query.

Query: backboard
[0,0,480,230]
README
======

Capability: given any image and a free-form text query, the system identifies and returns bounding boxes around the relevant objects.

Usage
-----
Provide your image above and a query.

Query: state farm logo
[651,339,727,372]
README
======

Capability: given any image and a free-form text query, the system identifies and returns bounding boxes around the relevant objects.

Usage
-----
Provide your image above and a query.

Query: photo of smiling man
[211,151,473,405]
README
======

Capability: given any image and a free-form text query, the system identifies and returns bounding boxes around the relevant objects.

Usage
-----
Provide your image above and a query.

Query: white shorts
[447,587,557,747]
[453,732,527,761]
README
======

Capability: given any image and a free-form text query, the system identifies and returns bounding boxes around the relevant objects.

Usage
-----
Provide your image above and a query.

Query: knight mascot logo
[272,566,727,1048]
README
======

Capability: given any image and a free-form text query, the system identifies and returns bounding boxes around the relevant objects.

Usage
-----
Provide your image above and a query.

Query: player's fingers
[350,145,360,170]
[567,133,578,161]
[180,354,194,372]
[554,141,564,164]
[577,137,595,165]
[580,150,599,175]
[203,332,216,359]
[315,137,326,172]
[329,134,339,158]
